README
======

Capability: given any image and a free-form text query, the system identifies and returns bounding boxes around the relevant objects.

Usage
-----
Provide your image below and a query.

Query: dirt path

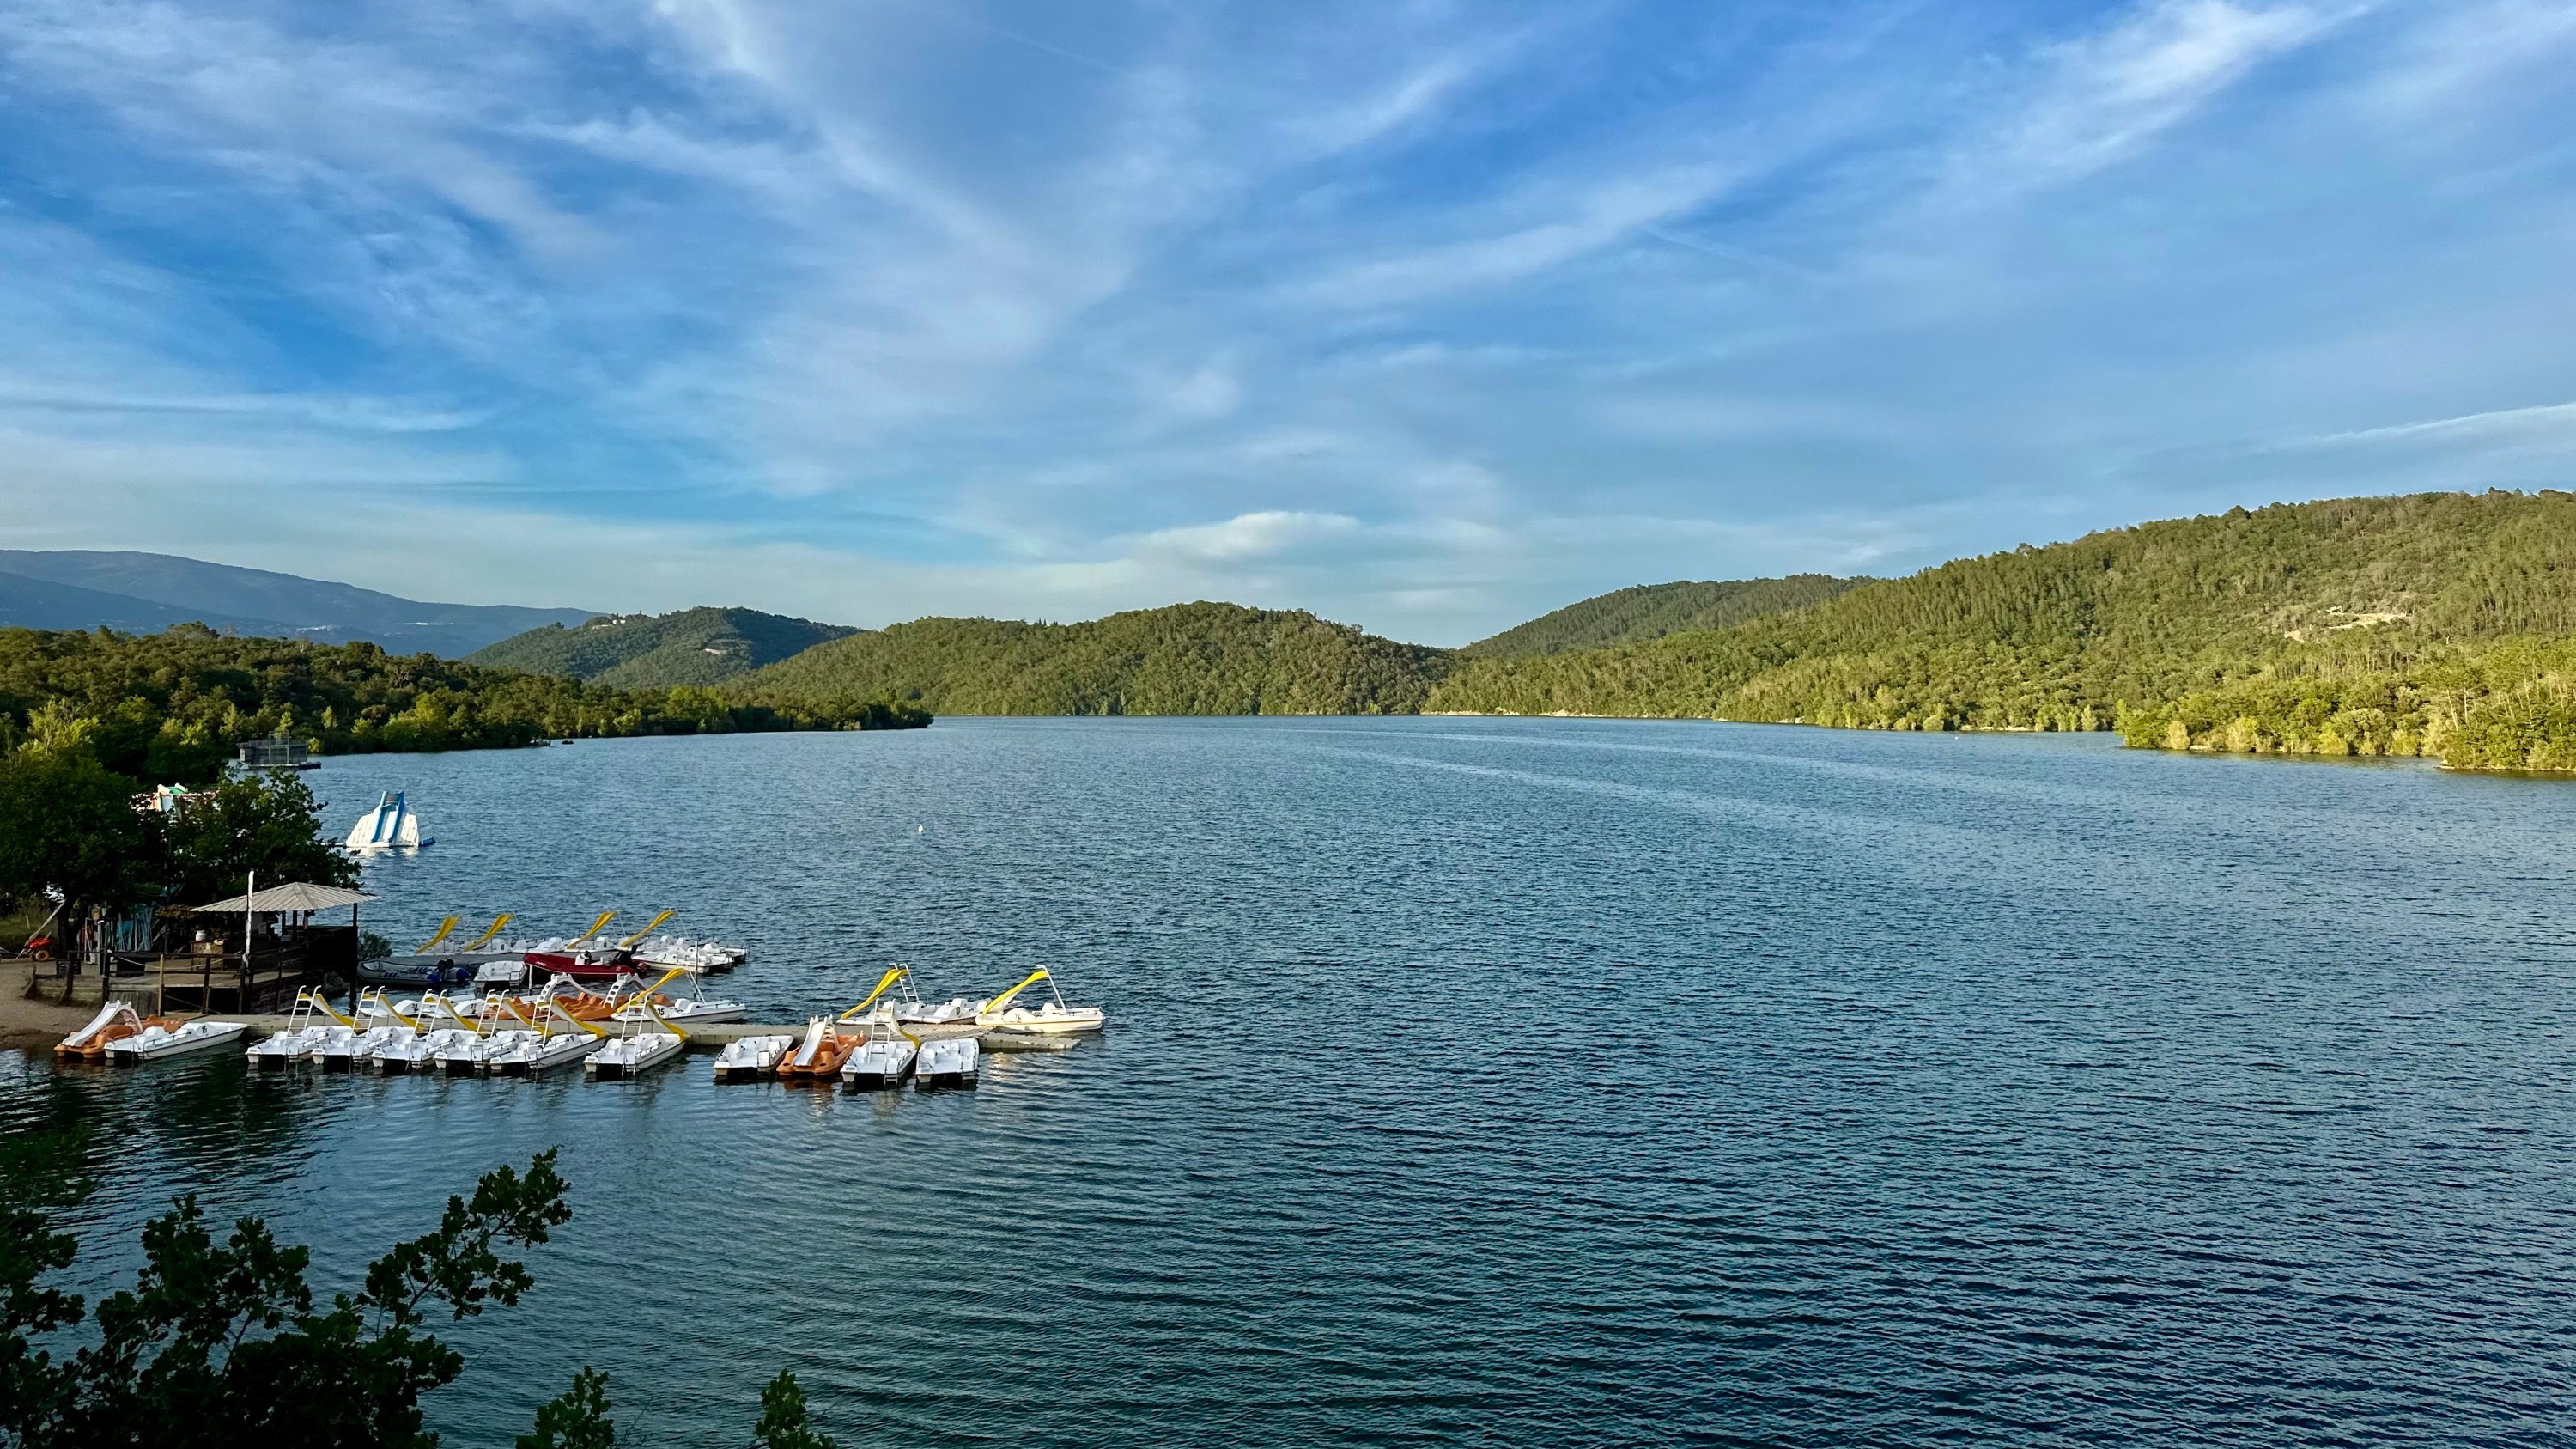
[2,962,103,1053]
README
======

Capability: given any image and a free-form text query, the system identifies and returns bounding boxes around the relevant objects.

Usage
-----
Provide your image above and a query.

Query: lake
[9,717,2575,1445]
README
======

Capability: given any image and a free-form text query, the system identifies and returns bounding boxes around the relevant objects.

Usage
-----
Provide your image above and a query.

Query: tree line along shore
[10,490,2576,773]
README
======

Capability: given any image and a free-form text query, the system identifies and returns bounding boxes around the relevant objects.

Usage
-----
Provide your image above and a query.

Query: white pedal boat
[841,1036,917,1091]
[896,996,983,1026]
[973,968,1105,1034]
[326,1026,416,1070]
[713,1034,793,1082]
[106,1019,247,1062]
[609,995,747,1026]
[914,1036,980,1089]
[246,1025,333,1070]
[587,1031,683,1080]
[435,1030,528,1076]
[490,1031,603,1077]
[380,1027,473,1074]
[980,1001,1106,1034]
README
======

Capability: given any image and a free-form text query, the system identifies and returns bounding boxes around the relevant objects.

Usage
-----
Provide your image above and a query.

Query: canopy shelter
[189,882,379,915]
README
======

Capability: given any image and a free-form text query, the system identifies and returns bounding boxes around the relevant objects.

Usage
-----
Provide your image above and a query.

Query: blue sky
[3,0,2573,644]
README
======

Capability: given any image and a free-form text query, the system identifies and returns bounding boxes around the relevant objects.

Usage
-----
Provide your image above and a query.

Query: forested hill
[1461,575,1868,657]
[0,625,924,780]
[732,602,1450,715]
[1425,491,2576,771]
[469,607,854,687]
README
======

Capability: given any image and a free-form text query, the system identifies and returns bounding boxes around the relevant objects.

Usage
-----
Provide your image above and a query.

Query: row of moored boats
[53,964,1103,1093]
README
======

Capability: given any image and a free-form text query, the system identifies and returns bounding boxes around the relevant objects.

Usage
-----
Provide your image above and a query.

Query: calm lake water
[9,718,2576,1446]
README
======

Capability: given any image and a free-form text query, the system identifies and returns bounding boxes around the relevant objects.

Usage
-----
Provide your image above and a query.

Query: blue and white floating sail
[344,791,431,852]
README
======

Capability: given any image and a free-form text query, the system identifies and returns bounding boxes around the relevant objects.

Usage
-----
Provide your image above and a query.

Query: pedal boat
[974,969,1106,1035]
[105,1019,248,1062]
[436,1028,529,1076]
[608,965,748,1026]
[914,1036,981,1089]
[587,998,686,1080]
[841,1023,919,1092]
[713,1034,793,1081]
[380,1027,476,1075]
[56,1002,184,1061]
[324,1025,416,1071]
[776,1017,861,1082]
[246,991,348,1070]
[483,999,604,1077]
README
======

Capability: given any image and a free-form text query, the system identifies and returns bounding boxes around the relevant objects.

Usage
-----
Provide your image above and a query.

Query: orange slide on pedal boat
[776,1016,860,1081]
[56,1003,185,1062]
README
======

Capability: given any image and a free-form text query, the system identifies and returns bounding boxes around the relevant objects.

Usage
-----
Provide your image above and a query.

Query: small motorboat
[360,953,519,987]
[344,790,430,852]
[105,1019,248,1063]
[56,1002,183,1062]
[519,947,641,984]
[841,1024,918,1092]
[974,969,1106,1034]
[713,1034,793,1082]
[914,1036,980,1089]
[776,1017,860,1082]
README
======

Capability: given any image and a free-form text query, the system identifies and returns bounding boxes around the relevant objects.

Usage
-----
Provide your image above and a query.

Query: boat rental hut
[158,880,380,1014]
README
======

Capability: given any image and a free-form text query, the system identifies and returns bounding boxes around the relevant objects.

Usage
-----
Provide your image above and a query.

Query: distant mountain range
[466,606,855,687]
[0,551,595,656]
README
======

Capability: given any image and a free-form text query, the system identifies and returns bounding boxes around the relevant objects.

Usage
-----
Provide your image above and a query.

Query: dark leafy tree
[4,1151,570,1449]
[750,1370,837,1449]
[517,1367,616,1449]
[160,770,360,902]
[0,745,166,916]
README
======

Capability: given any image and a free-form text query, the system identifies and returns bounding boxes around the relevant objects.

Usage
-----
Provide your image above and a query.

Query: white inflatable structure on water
[345,791,429,852]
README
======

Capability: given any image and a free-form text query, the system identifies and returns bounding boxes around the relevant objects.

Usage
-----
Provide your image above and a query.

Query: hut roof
[189,882,380,914]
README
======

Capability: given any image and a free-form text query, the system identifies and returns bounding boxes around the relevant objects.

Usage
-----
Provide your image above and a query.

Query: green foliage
[737,601,1451,715]
[0,744,165,917]
[0,626,926,780]
[1459,575,1867,657]
[5,1150,571,1449]
[751,1370,835,1449]
[0,1117,90,1447]
[3,1146,851,1449]
[469,607,855,689]
[1425,490,2576,770]
[161,770,360,904]
[517,1367,616,1449]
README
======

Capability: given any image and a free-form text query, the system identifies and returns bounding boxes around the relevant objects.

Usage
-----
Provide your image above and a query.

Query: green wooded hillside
[0,624,925,782]
[1461,575,1867,657]
[1426,491,2576,770]
[467,606,854,687]
[732,601,1450,715]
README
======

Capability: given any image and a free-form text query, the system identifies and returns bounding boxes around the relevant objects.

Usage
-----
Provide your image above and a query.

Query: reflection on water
[9,718,2576,1446]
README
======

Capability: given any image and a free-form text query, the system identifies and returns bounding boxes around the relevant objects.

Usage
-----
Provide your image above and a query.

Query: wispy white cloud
[2,0,2573,646]
[1978,0,2344,188]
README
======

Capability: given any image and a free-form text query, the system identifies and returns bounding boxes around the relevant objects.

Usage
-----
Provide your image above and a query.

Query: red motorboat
[520,947,640,983]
